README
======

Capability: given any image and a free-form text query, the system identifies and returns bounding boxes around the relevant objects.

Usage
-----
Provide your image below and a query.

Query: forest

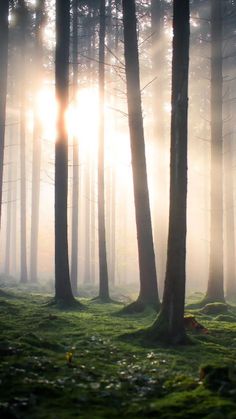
[0,0,236,417]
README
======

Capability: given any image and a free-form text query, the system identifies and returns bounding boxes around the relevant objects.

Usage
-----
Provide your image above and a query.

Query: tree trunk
[19,2,28,284]
[150,0,190,344]
[205,0,224,303]
[151,0,167,297]
[71,0,79,295]
[98,0,110,302]
[0,0,9,229]
[122,0,159,310]
[224,88,236,300]
[55,0,75,304]
[30,0,44,283]
[5,126,13,275]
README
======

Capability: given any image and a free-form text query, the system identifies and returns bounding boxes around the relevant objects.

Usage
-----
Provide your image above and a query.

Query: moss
[201,303,228,315]
[0,288,236,418]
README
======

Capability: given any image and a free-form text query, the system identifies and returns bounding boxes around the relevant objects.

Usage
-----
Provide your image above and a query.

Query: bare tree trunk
[0,0,9,230]
[122,0,159,311]
[224,88,236,300]
[149,0,190,344]
[84,150,91,284]
[55,0,75,305]
[19,2,28,284]
[205,0,224,303]
[71,0,79,295]
[5,129,13,275]
[30,0,44,283]
[98,0,110,302]
[151,0,166,297]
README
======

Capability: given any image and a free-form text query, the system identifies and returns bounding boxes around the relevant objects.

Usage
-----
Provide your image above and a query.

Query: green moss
[201,303,228,315]
[0,288,236,418]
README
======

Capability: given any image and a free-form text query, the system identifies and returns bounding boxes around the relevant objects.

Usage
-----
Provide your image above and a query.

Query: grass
[0,286,236,418]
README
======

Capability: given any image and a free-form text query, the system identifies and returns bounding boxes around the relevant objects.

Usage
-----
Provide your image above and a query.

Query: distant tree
[30,0,45,283]
[54,0,75,305]
[147,0,190,343]
[18,0,28,284]
[122,0,159,312]
[97,0,110,302]
[204,0,224,303]
[0,0,9,229]
[70,0,79,295]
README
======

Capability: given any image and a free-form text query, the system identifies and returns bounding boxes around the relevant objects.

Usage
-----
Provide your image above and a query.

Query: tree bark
[55,0,75,304]
[19,1,28,284]
[151,0,167,297]
[71,0,79,295]
[0,0,9,230]
[30,0,44,283]
[98,0,110,301]
[205,0,224,303]
[224,88,236,300]
[150,0,190,343]
[122,0,159,310]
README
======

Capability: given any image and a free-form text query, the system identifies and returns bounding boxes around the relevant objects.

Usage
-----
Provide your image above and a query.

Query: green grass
[0,287,236,418]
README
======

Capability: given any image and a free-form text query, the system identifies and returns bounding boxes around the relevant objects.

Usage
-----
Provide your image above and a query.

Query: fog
[1,0,235,300]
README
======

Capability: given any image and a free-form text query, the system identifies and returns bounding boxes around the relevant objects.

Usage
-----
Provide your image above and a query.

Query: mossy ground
[0,286,236,418]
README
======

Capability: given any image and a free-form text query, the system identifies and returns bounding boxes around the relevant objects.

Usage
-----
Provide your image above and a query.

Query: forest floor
[0,283,236,419]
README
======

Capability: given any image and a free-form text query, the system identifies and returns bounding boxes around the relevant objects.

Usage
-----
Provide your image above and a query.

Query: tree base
[119,298,160,315]
[141,313,190,345]
[91,295,113,304]
[47,297,84,310]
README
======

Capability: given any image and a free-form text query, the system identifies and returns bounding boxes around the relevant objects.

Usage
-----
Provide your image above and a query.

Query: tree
[122,0,159,312]
[0,0,9,229]
[147,0,190,343]
[30,0,45,283]
[204,0,224,303]
[97,0,110,302]
[151,0,167,297]
[70,0,79,295]
[18,0,28,284]
[54,0,75,305]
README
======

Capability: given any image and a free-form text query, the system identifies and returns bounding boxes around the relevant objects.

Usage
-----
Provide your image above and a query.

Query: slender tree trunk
[224,89,236,300]
[30,0,44,283]
[122,0,159,310]
[151,0,166,297]
[55,0,75,304]
[71,0,79,295]
[149,0,190,344]
[205,0,224,303]
[19,2,28,284]
[98,0,110,301]
[5,167,12,276]
[84,149,91,284]
[0,0,9,230]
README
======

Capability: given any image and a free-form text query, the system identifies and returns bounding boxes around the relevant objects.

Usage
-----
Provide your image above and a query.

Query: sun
[36,85,99,152]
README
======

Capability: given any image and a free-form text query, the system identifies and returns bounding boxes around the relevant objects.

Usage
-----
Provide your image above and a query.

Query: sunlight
[36,87,57,142]
[67,87,99,155]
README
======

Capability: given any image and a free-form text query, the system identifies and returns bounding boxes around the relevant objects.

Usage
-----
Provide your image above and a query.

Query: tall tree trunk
[30,0,44,283]
[0,0,9,230]
[71,0,79,295]
[5,161,13,275]
[84,149,91,284]
[205,0,224,303]
[122,0,159,311]
[19,1,28,284]
[149,0,190,344]
[55,0,75,305]
[224,88,236,300]
[98,0,110,301]
[151,0,166,297]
